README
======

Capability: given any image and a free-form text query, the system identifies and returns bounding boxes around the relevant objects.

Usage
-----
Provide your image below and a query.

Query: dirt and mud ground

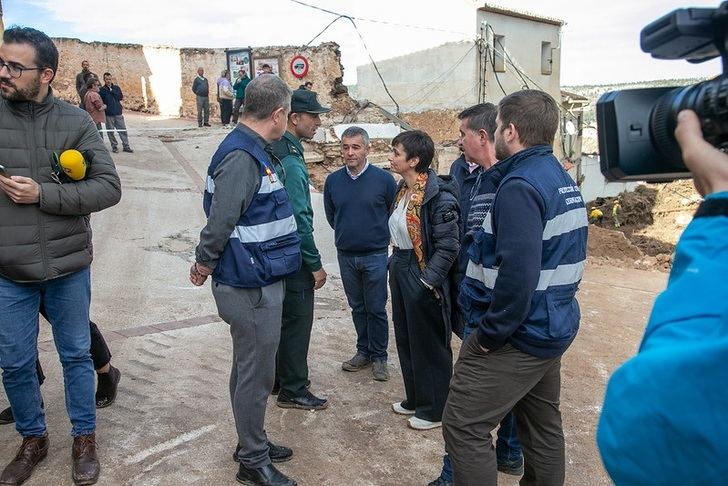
[0,113,677,486]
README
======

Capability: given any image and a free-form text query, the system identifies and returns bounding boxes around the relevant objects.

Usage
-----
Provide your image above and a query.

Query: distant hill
[564,77,710,127]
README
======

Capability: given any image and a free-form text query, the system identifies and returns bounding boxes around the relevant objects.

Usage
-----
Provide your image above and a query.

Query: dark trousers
[276,269,315,397]
[337,250,389,362]
[219,99,233,125]
[232,98,243,124]
[440,323,523,481]
[196,95,210,125]
[105,114,131,150]
[390,250,452,422]
[443,334,565,486]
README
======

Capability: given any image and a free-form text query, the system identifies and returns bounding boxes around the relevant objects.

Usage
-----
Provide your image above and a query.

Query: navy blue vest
[203,128,301,288]
[463,145,588,356]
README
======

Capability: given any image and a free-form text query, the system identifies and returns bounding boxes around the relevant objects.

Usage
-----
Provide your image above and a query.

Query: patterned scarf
[394,171,429,270]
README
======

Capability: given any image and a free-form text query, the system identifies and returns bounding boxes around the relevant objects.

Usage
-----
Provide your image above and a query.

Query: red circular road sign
[290,55,309,79]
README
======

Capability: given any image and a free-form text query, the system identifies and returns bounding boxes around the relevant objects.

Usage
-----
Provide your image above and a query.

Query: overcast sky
[5,0,722,86]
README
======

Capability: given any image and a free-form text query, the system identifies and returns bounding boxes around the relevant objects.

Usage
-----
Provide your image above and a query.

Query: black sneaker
[233,441,293,464]
[122,147,134,153]
[427,478,453,486]
[276,390,328,410]
[0,400,45,425]
[236,463,296,486]
[111,147,118,153]
[96,365,121,408]
[0,406,13,425]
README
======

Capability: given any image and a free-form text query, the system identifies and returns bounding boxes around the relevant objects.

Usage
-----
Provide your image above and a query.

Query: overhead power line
[289,0,405,113]
[289,0,471,36]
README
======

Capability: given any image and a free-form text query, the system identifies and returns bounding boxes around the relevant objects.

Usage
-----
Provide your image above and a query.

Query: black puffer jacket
[395,168,461,327]
[0,89,121,283]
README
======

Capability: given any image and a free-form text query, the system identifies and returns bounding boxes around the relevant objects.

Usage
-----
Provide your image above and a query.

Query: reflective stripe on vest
[465,198,587,291]
[230,215,297,243]
[206,172,283,195]
[466,260,585,291]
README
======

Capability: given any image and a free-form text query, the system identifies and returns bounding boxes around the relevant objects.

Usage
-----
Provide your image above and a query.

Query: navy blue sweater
[323,165,397,254]
[99,84,123,116]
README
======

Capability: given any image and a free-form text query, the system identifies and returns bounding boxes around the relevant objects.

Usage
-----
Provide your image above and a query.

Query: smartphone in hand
[0,164,9,178]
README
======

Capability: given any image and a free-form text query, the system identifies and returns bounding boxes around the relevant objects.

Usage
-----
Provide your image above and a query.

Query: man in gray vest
[190,74,299,486]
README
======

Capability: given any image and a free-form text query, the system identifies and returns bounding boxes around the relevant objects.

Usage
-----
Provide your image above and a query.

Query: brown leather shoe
[0,435,49,485]
[72,434,100,485]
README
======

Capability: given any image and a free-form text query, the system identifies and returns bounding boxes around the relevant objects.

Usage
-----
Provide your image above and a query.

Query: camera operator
[597,109,728,485]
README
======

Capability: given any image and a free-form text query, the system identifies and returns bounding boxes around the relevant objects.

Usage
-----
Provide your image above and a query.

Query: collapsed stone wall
[180,42,346,120]
[52,38,349,120]
[53,38,155,112]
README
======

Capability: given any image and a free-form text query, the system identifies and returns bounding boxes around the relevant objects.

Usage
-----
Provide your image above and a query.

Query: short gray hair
[242,75,292,121]
[341,126,370,145]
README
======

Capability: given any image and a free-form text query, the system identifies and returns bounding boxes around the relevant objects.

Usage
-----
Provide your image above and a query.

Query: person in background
[232,68,250,125]
[597,109,728,485]
[83,78,106,137]
[192,66,210,127]
[217,69,234,128]
[75,60,91,105]
[99,72,133,153]
[387,129,460,430]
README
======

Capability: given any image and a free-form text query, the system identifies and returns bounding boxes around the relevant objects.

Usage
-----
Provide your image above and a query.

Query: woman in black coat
[387,129,460,429]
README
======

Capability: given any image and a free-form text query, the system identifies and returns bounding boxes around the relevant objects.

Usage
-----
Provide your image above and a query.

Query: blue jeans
[337,251,389,362]
[0,268,96,437]
[440,324,523,481]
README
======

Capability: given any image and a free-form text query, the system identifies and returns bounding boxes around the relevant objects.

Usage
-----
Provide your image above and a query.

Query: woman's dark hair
[3,26,58,81]
[392,129,435,173]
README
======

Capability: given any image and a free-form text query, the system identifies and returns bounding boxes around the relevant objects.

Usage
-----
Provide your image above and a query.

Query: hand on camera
[674,110,728,196]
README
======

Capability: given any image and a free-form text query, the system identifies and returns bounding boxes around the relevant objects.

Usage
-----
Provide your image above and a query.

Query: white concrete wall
[476,11,562,107]
[353,41,478,113]
[579,155,640,202]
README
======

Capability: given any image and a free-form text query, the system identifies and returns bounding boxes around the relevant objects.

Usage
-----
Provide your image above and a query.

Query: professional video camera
[597,2,728,182]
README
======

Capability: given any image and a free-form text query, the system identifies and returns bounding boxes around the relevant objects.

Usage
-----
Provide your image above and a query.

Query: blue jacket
[459,145,588,358]
[203,128,301,288]
[99,84,123,116]
[598,191,728,486]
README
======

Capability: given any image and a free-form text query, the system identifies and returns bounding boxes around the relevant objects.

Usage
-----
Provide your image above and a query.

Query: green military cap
[290,89,331,114]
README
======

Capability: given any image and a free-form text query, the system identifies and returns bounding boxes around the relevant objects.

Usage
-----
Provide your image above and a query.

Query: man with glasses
[0,26,121,485]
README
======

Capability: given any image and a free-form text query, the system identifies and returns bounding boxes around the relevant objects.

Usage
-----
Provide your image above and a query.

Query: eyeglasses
[0,60,46,79]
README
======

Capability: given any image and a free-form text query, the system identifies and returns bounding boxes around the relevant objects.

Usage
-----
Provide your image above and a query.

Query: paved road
[0,114,668,485]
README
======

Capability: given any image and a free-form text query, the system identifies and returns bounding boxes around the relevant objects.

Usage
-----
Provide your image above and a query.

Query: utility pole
[0,0,4,37]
